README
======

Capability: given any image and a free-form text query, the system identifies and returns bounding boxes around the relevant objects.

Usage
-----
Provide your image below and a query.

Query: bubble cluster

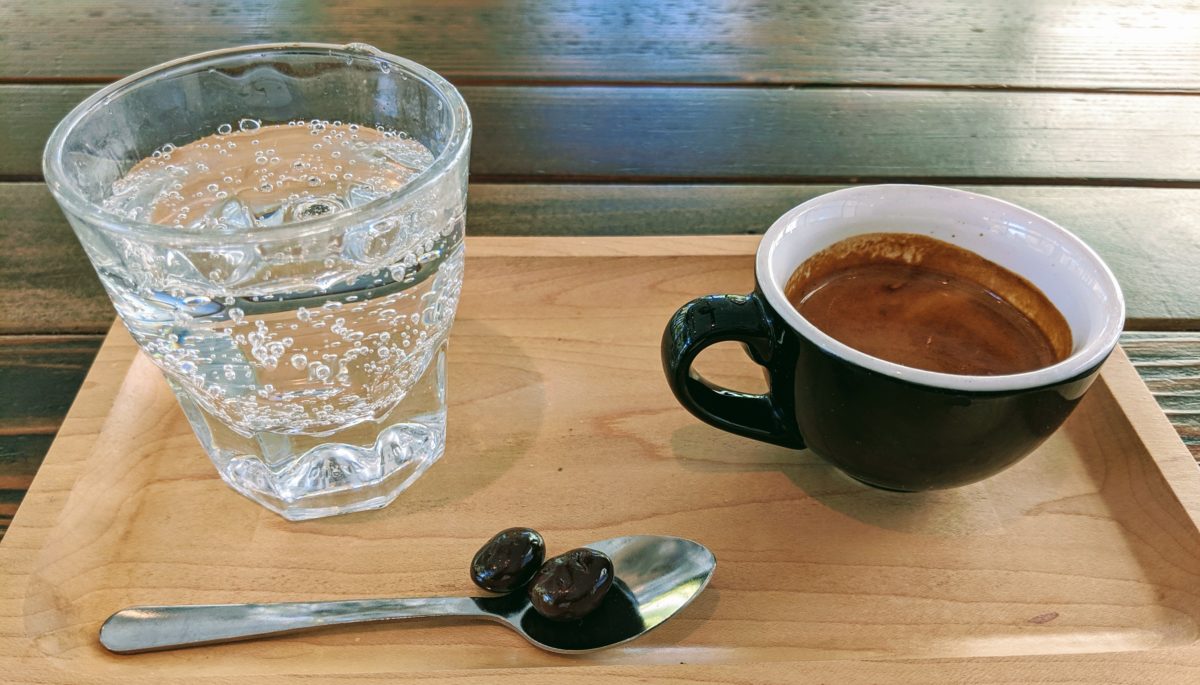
[103,120,434,232]
[93,119,465,477]
[130,244,464,435]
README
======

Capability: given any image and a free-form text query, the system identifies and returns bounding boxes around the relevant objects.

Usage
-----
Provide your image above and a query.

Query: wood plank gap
[1125,321,1200,333]
[6,75,1200,95]
[0,421,59,437]
[14,175,1200,190]
[465,175,1200,189]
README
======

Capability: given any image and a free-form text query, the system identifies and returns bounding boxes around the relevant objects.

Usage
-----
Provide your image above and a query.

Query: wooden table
[1,0,1198,543]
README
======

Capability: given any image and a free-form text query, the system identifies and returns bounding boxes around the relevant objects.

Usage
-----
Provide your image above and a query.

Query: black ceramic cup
[662,185,1125,491]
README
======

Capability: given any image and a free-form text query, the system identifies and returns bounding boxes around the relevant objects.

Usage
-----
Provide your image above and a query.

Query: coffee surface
[784,233,1071,376]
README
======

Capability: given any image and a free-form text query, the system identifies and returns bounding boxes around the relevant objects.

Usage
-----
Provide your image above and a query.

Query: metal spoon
[100,535,715,654]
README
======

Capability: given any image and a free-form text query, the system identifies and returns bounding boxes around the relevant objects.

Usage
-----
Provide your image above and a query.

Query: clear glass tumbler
[43,44,471,520]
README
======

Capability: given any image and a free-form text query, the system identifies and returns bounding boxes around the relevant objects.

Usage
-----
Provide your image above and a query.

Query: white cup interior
[756,185,1125,392]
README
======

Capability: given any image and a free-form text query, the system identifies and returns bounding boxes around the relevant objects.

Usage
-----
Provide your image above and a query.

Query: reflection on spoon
[99,535,715,654]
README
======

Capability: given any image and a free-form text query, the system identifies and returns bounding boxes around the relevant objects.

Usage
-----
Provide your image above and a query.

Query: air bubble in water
[217,123,233,135]
[97,121,458,440]
[297,198,342,219]
[308,363,332,381]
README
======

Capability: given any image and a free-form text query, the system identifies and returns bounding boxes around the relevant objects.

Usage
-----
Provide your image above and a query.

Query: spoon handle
[100,597,486,653]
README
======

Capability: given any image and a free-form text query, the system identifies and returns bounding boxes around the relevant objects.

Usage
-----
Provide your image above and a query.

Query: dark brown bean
[527,547,614,621]
[470,527,546,593]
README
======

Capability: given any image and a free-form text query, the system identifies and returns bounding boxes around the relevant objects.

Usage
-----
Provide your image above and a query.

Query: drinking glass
[43,44,472,520]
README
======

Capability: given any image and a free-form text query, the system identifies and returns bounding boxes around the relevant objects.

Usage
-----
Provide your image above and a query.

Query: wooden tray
[4,237,1200,684]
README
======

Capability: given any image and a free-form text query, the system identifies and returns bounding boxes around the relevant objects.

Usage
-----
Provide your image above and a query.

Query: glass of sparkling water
[43,44,471,520]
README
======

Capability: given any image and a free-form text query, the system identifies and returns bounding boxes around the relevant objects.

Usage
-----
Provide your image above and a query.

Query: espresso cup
[661,185,1125,490]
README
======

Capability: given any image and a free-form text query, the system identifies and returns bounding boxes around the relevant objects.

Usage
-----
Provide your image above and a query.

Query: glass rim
[41,42,472,245]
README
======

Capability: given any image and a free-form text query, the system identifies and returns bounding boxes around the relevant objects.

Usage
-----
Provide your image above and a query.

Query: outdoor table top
[0,0,1197,540]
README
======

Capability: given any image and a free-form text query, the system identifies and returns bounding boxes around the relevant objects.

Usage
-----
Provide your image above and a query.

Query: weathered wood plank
[0,187,106,333]
[0,436,52,488]
[0,334,103,539]
[467,184,1200,331]
[9,85,1200,181]
[2,0,1200,90]
[0,335,101,419]
[4,183,1200,334]
[0,488,25,541]
[1122,332,1200,460]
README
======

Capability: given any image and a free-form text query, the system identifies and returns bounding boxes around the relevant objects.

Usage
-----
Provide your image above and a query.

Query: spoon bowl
[100,535,715,654]
[481,535,716,652]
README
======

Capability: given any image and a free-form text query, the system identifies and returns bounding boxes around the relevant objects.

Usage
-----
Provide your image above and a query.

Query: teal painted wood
[5,183,1200,333]
[3,0,1200,90]
[9,86,1200,181]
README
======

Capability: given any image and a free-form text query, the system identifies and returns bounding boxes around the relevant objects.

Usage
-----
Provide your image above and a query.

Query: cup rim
[755,184,1126,392]
[41,42,472,246]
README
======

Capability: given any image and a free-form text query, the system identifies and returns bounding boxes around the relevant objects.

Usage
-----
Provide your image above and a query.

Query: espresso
[784,233,1071,376]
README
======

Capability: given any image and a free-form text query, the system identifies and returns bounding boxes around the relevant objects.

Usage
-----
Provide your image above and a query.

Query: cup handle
[661,293,805,449]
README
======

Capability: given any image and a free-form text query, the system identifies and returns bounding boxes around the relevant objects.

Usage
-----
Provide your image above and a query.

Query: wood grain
[3,0,1200,90]
[7,182,1200,333]
[0,184,109,333]
[2,0,1200,679]
[12,85,1200,181]
[0,335,102,535]
[1123,332,1200,460]
[0,295,1196,545]
[2,248,1200,682]
[0,336,99,424]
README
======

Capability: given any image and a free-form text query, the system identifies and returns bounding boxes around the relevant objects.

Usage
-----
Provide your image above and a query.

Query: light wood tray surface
[3,237,1200,683]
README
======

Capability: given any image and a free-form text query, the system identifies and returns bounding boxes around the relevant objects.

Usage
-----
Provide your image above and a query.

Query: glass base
[221,418,445,520]
[171,345,448,521]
